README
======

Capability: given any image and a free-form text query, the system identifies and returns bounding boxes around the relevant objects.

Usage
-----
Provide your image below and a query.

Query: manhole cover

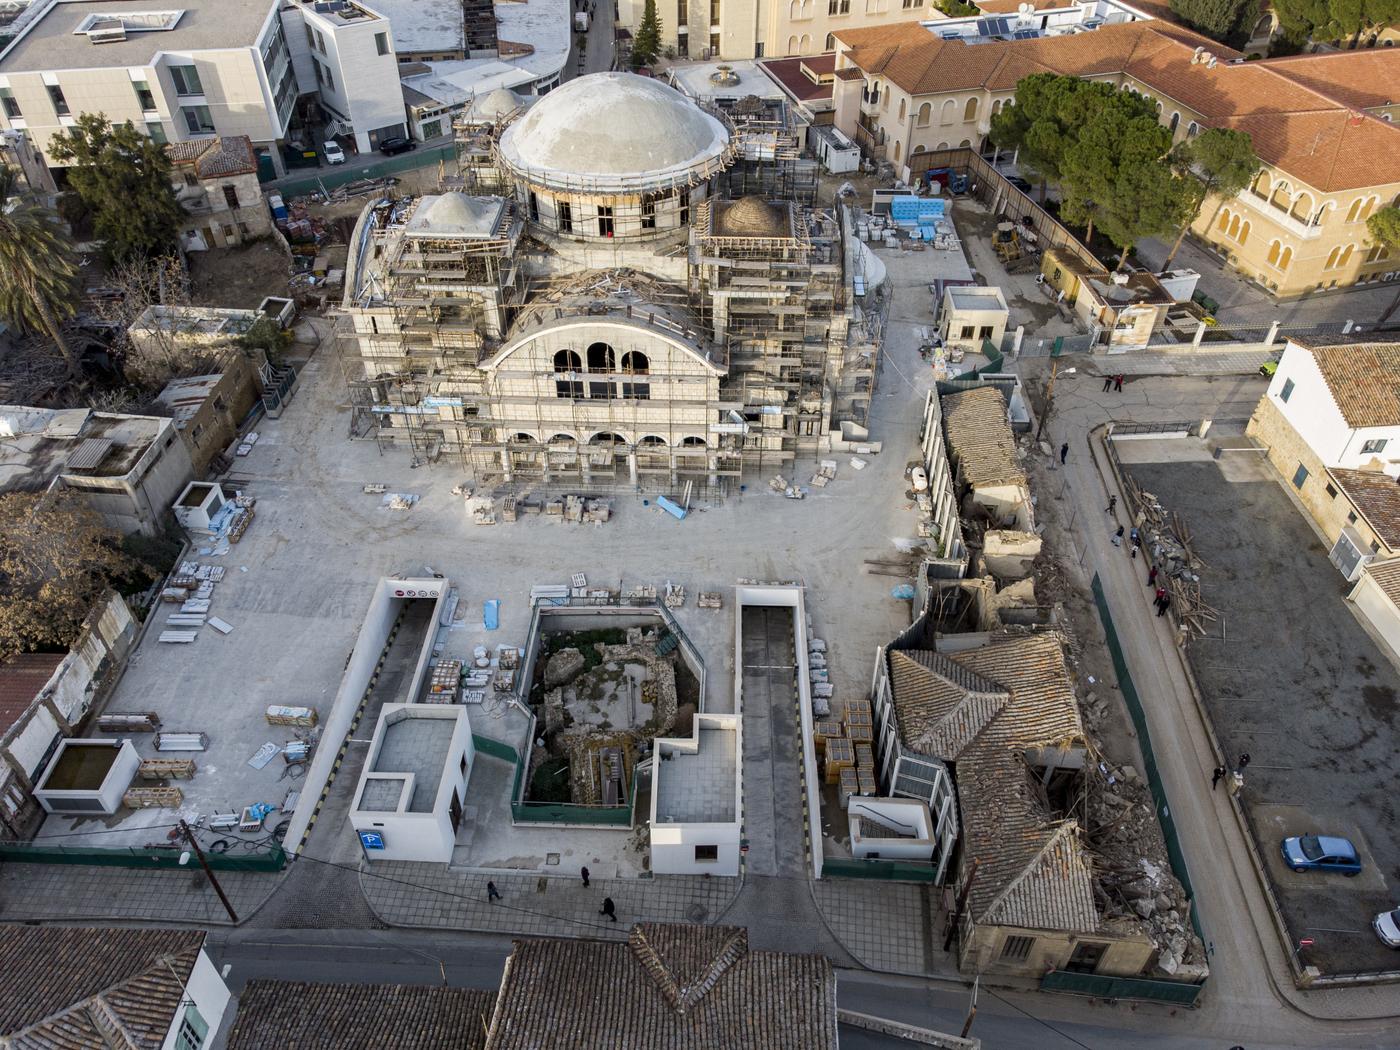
[686,903,708,923]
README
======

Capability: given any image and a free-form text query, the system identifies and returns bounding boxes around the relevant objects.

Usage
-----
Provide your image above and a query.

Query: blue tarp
[484,599,500,630]
[890,584,916,600]
[656,496,687,520]
[889,195,945,227]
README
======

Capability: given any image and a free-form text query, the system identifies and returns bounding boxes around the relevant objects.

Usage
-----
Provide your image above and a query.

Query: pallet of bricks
[427,659,462,703]
[228,496,257,543]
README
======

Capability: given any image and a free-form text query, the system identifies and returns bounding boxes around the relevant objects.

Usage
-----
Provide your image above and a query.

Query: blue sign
[358,830,385,850]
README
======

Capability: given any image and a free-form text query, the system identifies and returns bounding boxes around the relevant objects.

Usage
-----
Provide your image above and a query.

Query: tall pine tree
[632,0,662,67]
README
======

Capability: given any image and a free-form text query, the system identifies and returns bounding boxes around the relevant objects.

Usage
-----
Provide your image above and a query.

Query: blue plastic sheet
[890,584,916,600]
[484,599,500,630]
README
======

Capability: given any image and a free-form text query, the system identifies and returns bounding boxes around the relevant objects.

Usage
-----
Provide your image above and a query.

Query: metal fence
[822,857,940,882]
[474,733,638,827]
[1090,574,1204,945]
[271,145,455,199]
[1041,969,1203,1006]
[0,840,288,872]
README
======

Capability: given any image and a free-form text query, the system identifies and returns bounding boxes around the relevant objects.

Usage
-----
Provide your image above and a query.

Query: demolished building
[339,72,882,496]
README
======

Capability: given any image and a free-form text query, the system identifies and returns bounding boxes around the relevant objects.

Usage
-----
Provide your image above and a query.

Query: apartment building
[829,9,1400,297]
[617,0,954,63]
[0,0,405,174]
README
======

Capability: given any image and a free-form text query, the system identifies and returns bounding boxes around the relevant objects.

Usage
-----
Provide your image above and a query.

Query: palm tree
[0,168,83,379]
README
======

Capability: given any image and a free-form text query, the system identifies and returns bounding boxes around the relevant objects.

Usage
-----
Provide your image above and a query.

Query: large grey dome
[496,72,730,189]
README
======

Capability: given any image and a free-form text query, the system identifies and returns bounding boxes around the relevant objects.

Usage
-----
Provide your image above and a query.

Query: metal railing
[0,840,287,872]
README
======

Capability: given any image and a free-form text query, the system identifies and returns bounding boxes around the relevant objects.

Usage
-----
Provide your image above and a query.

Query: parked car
[1374,908,1400,948]
[1259,359,1279,377]
[1280,834,1361,876]
[323,140,346,165]
[1006,175,1033,193]
[379,136,417,156]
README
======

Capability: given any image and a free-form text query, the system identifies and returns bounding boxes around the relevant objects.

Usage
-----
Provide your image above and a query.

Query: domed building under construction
[340,72,883,495]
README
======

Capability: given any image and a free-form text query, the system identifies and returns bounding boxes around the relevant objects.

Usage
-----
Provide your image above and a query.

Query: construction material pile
[1122,472,1218,638]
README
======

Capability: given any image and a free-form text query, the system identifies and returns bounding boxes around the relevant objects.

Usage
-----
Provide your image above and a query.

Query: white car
[1375,908,1400,948]
[323,141,346,165]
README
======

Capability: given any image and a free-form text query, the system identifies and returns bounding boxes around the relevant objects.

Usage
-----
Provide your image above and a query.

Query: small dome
[715,196,789,237]
[467,87,524,122]
[497,72,730,188]
[405,194,503,238]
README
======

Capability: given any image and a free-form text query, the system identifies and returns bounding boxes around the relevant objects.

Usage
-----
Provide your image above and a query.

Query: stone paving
[811,879,952,977]
[360,862,742,940]
[0,862,281,926]
[1086,346,1274,377]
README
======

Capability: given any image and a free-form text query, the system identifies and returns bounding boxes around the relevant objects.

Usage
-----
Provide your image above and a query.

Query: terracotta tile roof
[484,923,837,1049]
[226,981,495,1050]
[166,135,257,179]
[0,653,63,736]
[887,634,1095,930]
[1255,49,1400,111]
[833,20,1400,191]
[941,386,1025,489]
[1327,469,1400,549]
[0,926,204,1047]
[1295,340,1400,429]
[1361,558,1400,607]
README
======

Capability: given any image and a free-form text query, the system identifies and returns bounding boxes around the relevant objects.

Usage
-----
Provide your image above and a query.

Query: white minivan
[324,140,346,165]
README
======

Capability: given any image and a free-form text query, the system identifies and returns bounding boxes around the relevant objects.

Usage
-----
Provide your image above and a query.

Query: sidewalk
[811,878,952,977]
[0,862,282,926]
[1085,346,1273,377]
[360,863,741,940]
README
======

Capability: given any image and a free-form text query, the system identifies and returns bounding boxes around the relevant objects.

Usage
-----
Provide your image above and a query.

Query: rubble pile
[1122,472,1218,638]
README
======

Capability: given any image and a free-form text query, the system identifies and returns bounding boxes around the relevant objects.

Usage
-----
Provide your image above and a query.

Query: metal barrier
[473,733,637,827]
[822,857,940,883]
[1041,969,1203,1006]
[271,145,455,199]
[1091,573,1204,943]
[0,841,288,872]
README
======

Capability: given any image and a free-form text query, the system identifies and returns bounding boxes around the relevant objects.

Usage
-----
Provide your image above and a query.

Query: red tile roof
[0,653,63,735]
[1252,48,1400,111]
[833,20,1400,191]
[166,135,258,178]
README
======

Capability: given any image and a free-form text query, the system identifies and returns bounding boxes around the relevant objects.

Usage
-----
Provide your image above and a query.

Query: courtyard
[1120,436,1400,976]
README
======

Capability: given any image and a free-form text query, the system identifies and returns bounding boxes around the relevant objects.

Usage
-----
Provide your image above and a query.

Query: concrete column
[1192,322,1206,348]
[1265,320,1280,345]
[627,451,638,487]
[499,448,512,482]
[1012,325,1025,357]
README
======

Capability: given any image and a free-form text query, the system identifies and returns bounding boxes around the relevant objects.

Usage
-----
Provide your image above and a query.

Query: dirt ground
[187,239,293,308]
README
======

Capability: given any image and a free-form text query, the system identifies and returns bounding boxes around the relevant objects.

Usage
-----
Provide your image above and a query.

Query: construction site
[337,72,883,498]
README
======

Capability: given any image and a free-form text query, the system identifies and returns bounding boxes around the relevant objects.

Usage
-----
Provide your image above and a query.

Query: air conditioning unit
[1330,525,1375,581]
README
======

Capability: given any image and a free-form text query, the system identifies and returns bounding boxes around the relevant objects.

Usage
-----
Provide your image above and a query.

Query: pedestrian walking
[1238,753,1251,770]
[1114,374,1125,392]
[581,865,590,888]
[600,897,617,922]
[1112,524,1125,547]
[1211,765,1226,790]
[487,880,501,903]
[1059,442,1069,465]
[1154,585,1167,608]
[1103,375,1113,392]
[1147,565,1158,587]
[1156,592,1171,617]
[1105,495,1117,514]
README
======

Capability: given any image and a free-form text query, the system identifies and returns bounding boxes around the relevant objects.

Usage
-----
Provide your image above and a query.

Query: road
[1024,364,1400,1048]
[563,0,616,82]
[204,929,1242,1049]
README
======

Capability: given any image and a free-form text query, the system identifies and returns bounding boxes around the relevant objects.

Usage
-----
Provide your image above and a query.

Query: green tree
[987,73,1083,204]
[1272,0,1400,42]
[48,114,183,263]
[1367,206,1400,325]
[0,490,134,661]
[0,169,83,379]
[1161,128,1259,269]
[632,0,661,67]
[1058,85,1186,266]
[1169,0,1260,43]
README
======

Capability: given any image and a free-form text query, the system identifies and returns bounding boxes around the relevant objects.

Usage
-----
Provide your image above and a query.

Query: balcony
[1236,192,1326,241]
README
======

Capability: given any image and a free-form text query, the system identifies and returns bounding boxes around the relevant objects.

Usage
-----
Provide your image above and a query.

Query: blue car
[1281,834,1361,876]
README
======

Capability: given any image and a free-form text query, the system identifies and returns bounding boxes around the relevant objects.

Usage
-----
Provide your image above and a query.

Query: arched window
[958,138,971,148]
[1218,208,1232,233]
[1238,220,1250,246]
[940,99,957,125]
[1251,171,1270,199]
[681,436,708,447]
[1155,101,1163,115]
[554,350,583,398]
[1326,245,1341,269]
[898,98,906,120]
[1187,121,1199,137]
[917,102,931,126]
[893,140,902,163]
[638,435,667,447]
[1337,243,1354,267]
[936,141,950,150]
[912,144,927,155]
[788,0,800,16]
[1169,111,1180,133]
[799,33,811,51]
[553,349,581,372]
[787,35,798,54]
[1270,183,1291,211]
[548,433,575,444]
[1278,246,1292,270]
[621,350,649,374]
[510,432,534,444]
[1227,214,1241,239]
[1266,240,1281,266]
[825,32,835,49]
[1290,191,1313,223]
[586,342,615,371]
[963,97,977,122]
[589,432,625,445]
[991,99,1002,116]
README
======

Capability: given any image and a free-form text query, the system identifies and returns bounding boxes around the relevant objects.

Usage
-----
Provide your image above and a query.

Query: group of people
[486,866,620,922]
[1102,374,1126,393]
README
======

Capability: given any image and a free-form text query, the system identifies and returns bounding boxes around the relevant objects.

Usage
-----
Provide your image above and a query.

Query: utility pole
[179,820,238,924]
[960,975,979,1039]
[1033,358,1058,444]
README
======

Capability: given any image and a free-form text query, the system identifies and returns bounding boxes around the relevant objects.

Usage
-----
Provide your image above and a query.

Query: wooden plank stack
[265,705,317,727]
[138,758,197,780]
[123,787,183,809]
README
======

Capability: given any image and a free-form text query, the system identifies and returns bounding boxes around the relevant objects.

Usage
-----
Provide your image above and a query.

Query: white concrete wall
[6,704,61,782]
[1348,571,1400,668]
[308,5,405,151]
[650,712,742,876]
[1266,341,1400,473]
[847,796,935,860]
[160,948,232,1050]
[282,577,446,852]
[35,740,139,814]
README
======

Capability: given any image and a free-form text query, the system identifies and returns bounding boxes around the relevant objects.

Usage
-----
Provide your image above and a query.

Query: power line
[980,985,1099,1050]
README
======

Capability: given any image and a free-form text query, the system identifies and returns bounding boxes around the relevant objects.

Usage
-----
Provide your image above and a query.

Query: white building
[0,0,406,171]
[350,703,476,863]
[939,285,1008,353]
[0,927,232,1049]
[650,713,741,875]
